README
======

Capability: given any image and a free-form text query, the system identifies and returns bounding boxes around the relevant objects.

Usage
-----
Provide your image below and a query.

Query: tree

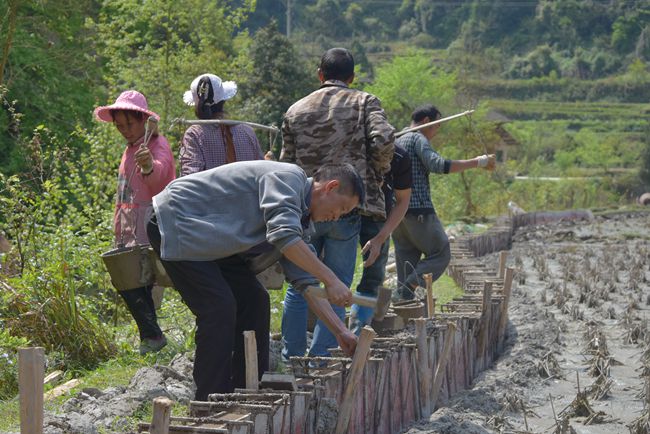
[364,51,457,129]
[236,21,315,151]
[0,0,104,173]
[89,0,253,124]
[0,0,19,85]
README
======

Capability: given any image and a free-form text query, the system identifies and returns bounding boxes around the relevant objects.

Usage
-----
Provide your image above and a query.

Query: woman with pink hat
[94,90,176,355]
[179,74,264,176]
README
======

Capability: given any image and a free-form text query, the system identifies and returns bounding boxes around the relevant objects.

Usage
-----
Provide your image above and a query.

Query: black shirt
[383,144,412,216]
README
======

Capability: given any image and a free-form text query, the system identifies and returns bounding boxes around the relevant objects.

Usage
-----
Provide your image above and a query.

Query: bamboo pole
[335,326,377,434]
[430,322,457,409]
[150,397,173,434]
[395,110,475,138]
[171,118,280,134]
[243,331,259,391]
[424,273,434,318]
[19,347,44,434]
[414,319,431,416]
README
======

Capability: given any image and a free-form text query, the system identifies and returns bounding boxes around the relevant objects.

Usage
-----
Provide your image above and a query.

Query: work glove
[477,154,497,171]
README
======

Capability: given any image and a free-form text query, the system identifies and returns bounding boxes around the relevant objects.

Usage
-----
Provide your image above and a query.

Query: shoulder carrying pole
[170,118,280,134]
[395,110,475,138]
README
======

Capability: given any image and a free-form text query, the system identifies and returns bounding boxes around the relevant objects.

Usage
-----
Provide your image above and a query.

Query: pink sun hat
[93,90,160,123]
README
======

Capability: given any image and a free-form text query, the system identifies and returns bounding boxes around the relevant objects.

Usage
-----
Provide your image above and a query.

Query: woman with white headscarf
[180,74,264,176]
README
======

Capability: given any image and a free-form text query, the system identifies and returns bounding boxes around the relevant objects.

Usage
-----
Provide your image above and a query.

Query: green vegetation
[432,275,464,311]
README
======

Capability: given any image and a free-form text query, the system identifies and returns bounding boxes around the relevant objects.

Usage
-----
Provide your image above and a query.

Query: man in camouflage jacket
[280,47,395,359]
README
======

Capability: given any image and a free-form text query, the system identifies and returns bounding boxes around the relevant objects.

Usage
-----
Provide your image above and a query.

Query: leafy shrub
[0,97,122,376]
[0,325,29,400]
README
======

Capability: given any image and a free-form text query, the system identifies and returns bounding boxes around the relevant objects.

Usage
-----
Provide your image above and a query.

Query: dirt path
[405,211,650,433]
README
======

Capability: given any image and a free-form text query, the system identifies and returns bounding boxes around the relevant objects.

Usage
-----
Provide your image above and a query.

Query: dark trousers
[147,217,270,401]
[118,285,162,340]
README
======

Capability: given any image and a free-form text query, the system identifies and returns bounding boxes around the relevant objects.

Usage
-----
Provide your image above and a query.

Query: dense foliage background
[0,0,649,419]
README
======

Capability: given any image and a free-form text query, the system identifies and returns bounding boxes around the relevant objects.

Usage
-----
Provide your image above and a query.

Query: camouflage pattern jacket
[279,80,395,218]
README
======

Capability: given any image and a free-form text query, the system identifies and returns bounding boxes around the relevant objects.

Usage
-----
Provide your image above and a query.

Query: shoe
[139,335,167,355]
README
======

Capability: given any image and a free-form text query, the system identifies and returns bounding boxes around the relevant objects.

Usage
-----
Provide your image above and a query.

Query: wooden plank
[334,326,376,434]
[150,397,173,434]
[43,370,63,386]
[431,322,457,409]
[44,378,80,401]
[400,346,416,426]
[289,391,310,434]
[364,359,379,434]
[388,351,402,434]
[414,319,430,416]
[259,373,296,391]
[498,250,508,279]
[19,347,44,434]
[374,357,391,434]
[477,282,493,371]
[497,267,515,351]
[410,348,421,422]
[424,273,434,318]
[243,331,259,391]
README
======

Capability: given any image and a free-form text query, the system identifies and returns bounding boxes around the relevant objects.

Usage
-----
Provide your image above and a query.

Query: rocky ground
[406,211,650,434]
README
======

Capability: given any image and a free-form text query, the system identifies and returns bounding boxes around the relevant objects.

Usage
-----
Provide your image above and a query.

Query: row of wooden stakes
[16,222,516,434]
[133,224,517,434]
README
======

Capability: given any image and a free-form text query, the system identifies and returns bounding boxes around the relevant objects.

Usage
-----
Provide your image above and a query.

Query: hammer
[304,286,392,320]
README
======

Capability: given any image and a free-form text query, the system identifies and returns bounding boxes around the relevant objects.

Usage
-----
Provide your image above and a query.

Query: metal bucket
[101,245,154,291]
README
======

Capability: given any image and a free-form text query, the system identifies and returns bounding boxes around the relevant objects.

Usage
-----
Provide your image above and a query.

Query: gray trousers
[392,213,451,297]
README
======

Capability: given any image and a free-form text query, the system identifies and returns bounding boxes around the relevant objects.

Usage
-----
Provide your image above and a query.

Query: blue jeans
[281,214,360,359]
[350,216,389,334]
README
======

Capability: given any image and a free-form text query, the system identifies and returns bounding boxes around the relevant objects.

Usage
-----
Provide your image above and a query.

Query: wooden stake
[335,326,376,434]
[497,267,514,350]
[477,282,493,369]
[498,251,508,279]
[150,397,173,434]
[424,273,434,318]
[19,347,44,434]
[414,319,430,415]
[430,322,457,409]
[243,331,259,391]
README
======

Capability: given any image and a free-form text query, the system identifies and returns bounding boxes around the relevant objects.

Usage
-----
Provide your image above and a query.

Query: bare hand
[264,150,276,161]
[134,147,153,173]
[361,237,382,267]
[324,279,353,307]
[336,329,358,356]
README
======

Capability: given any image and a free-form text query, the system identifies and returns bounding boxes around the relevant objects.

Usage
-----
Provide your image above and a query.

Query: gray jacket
[153,161,311,262]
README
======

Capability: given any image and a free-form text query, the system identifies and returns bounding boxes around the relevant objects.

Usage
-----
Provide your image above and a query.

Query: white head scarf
[183,73,237,106]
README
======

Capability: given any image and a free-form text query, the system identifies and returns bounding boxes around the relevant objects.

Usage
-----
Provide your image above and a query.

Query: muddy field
[406,211,650,433]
